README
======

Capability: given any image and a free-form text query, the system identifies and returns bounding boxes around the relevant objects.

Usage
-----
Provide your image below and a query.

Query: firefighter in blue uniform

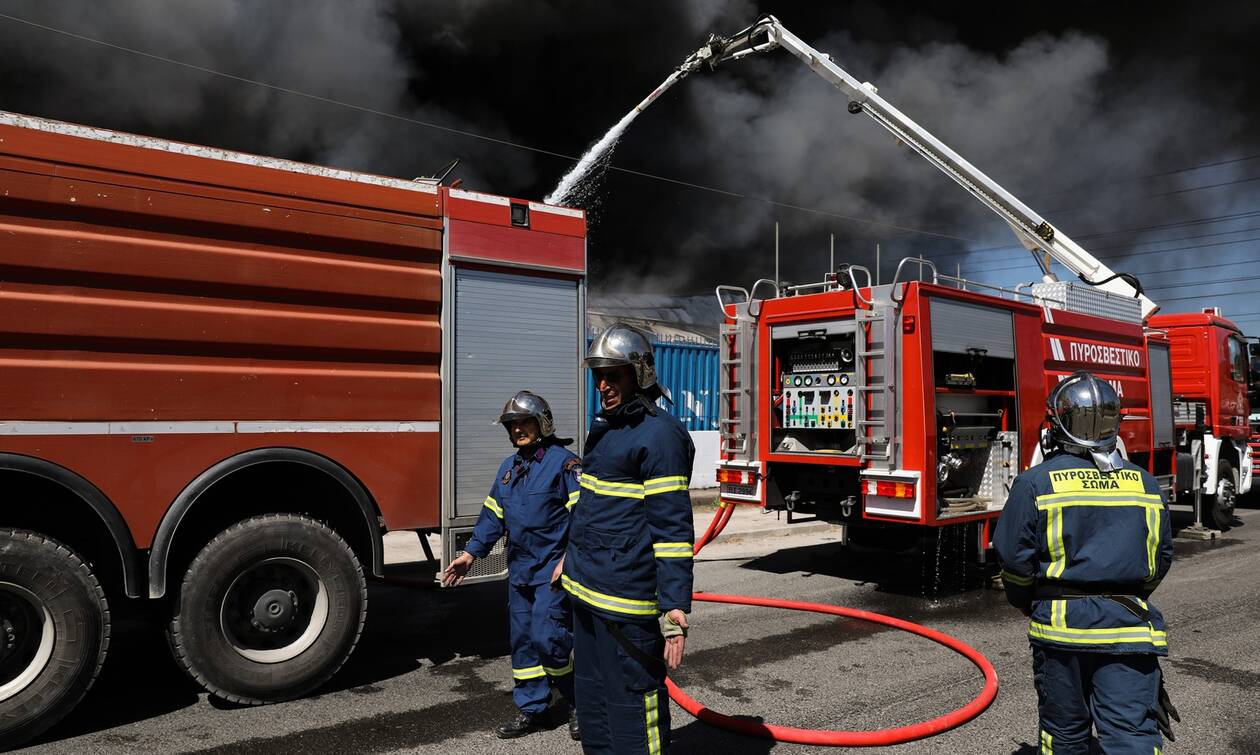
[442,391,582,740]
[554,323,695,755]
[995,371,1179,754]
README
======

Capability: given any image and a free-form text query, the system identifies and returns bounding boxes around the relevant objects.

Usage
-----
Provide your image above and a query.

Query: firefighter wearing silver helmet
[995,371,1178,753]
[556,322,694,754]
[443,390,581,740]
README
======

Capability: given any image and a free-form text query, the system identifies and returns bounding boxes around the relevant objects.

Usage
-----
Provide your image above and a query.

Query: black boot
[568,708,581,741]
[495,712,544,739]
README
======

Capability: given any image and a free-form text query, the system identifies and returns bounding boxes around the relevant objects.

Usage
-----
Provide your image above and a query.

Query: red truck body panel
[0,113,585,549]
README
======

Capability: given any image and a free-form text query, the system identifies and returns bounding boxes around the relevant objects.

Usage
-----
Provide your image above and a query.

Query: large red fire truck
[1147,309,1253,528]
[0,111,586,747]
[698,18,1251,544]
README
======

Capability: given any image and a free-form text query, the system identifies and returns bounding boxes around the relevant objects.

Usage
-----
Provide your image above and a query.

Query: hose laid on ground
[673,504,1000,746]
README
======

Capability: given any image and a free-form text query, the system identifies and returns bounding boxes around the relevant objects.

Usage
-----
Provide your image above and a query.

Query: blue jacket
[465,440,581,586]
[993,452,1173,655]
[562,396,696,622]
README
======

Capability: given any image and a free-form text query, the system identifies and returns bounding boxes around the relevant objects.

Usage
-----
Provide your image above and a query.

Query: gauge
[804,376,813,386]
[827,374,836,386]
[839,374,850,386]
[793,376,802,386]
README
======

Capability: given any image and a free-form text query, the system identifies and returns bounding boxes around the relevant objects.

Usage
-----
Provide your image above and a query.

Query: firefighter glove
[661,612,688,639]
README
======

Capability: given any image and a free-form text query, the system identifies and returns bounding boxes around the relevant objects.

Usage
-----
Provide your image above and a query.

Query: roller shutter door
[454,269,581,518]
[929,298,1015,358]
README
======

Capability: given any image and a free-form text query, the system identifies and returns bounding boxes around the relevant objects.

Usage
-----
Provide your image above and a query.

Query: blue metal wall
[585,341,719,431]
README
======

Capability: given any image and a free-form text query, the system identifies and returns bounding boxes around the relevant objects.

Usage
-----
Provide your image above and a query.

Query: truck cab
[1148,308,1253,527]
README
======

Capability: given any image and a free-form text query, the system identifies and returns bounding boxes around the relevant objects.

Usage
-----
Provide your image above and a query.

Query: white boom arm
[681,16,1157,317]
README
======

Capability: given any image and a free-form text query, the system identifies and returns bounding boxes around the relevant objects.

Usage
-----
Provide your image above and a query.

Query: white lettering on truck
[1067,341,1142,368]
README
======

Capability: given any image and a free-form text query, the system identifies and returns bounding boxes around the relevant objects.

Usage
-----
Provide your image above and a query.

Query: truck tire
[1204,459,1238,530]
[167,514,366,705]
[0,529,110,750]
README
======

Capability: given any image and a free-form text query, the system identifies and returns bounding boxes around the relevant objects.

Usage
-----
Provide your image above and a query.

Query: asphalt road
[20,508,1260,754]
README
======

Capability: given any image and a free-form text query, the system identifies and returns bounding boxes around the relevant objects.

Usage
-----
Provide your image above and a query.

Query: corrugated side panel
[455,270,580,518]
[586,341,719,432]
[0,126,442,421]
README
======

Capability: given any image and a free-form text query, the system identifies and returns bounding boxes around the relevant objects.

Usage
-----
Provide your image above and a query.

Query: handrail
[715,284,750,320]
[747,278,778,319]
[838,264,873,306]
[890,257,939,305]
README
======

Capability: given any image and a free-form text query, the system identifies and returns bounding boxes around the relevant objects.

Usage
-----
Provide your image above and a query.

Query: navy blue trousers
[508,582,574,714]
[1032,646,1162,754]
[573,604,669,754]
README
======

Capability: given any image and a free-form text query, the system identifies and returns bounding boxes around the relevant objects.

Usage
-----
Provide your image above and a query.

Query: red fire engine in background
[700,18,1253,545]
[0,111,586,747]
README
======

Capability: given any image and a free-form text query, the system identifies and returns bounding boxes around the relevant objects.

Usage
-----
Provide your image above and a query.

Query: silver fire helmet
[1046,371,1125,472]
[585,323,672,402]
[495,390,556,438]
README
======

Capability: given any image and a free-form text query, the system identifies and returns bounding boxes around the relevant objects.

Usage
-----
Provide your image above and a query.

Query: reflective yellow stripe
[1046,507,1066,579]
[1051,599,1066,629]
[544,659,573,676]
[1040,729,1053,754]
[484,496,504,519]
[1002,569,1034,586]
[1029,621,1167,647]
[561,574,659,616]
[652,542,694,559]
[1035,491,1164,510]
[644,475,689,495]
[566,490,580,510]
[512,665,545,680]
[645,690,662,755]
[1145,506,1159,579]
[580,474,645,500]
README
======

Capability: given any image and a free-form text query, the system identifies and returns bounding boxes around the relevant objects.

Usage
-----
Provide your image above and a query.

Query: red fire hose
[673,504,1000,746]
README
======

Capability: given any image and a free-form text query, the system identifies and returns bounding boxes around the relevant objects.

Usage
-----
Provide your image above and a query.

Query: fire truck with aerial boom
[690,17,1253,548]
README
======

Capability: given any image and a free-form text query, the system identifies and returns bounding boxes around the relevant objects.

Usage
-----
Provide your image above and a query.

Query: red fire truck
[1147,309,1253,528]
[696,18,1250,544]
[0,111,586,747]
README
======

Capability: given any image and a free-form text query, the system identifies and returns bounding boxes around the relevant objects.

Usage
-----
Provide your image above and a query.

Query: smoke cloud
[1,2,1256,319]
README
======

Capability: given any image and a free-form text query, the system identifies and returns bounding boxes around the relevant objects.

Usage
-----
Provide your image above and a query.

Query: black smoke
[1,1,1258,321]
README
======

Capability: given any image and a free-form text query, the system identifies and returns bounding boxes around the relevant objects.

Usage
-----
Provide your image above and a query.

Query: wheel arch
[0,453,142,598]
[148,447,384,599]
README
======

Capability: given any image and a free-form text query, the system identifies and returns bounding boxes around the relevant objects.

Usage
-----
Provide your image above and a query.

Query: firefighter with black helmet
[554,323,695,754]
[994,371,1179,754]
[442,390,582,740]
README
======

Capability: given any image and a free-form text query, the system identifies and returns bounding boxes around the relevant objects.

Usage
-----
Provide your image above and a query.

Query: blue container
[585,340,719,432]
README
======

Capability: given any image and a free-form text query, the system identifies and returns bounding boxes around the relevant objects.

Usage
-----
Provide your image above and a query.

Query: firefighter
[442,390,582,740]
[554,323,695,755]
[994,371,1179,754]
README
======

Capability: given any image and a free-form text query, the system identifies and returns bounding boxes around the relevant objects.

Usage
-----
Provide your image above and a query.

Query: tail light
[865,480,915,499]
[717,467,755,485]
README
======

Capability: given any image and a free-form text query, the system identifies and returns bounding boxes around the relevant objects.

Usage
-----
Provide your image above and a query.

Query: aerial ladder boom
[681,16,1157,318]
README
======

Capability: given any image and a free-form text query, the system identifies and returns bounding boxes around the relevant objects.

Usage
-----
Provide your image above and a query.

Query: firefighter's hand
[441,552,475,587]
[663,610,688,670]
[550,556,565,586]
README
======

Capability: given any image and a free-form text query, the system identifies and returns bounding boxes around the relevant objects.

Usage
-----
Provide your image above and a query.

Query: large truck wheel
[0,529,110,750]
[1204,459,1238,530]
[167,514,367,705]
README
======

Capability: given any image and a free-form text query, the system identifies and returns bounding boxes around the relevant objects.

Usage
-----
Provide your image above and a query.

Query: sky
[1,1,1258,329]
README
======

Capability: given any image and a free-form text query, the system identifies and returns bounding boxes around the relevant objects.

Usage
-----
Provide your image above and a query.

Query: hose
[672,504,1000,746]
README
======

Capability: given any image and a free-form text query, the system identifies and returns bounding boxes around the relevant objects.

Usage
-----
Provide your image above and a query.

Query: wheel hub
[250,589,299,632]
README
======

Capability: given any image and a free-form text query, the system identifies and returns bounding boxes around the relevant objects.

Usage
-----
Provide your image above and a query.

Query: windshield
[1228,335,1247,383]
